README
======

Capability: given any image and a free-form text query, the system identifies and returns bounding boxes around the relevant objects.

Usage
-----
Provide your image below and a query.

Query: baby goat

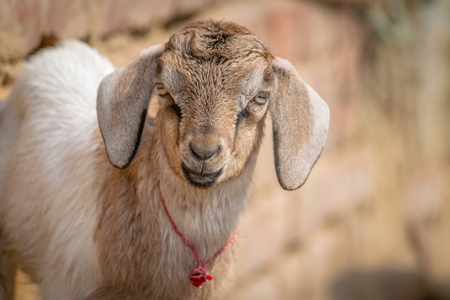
[0,20,329,299]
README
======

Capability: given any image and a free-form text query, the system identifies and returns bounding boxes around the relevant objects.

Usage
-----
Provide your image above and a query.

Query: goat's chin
[181,163,224,189]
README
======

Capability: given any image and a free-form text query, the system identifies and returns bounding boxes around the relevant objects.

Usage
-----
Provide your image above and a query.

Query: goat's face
[154,23,274,187]
[97,20,329,191]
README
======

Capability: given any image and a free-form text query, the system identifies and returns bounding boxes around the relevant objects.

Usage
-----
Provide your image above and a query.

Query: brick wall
[1,0,449,299]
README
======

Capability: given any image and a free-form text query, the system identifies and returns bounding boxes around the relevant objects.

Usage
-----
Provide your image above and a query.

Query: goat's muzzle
[181,163,223,188]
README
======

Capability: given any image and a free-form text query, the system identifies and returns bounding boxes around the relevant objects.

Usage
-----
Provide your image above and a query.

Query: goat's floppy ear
[270,58,330,190]
[97,44,165,168]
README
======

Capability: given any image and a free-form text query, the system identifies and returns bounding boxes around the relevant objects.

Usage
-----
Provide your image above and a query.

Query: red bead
[190,267,211,288]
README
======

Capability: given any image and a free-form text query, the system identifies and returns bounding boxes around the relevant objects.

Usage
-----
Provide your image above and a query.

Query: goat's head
[97,20,329,190]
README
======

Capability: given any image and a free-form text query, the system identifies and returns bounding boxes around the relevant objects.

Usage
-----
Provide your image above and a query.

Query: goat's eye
[155,83,168,96]
[255,91,269,105]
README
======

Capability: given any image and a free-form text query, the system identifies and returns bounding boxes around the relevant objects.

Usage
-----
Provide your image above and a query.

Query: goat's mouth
[181,163,223,188]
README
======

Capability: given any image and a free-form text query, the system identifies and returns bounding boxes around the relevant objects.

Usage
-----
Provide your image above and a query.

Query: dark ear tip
[275,162,311,191]
[278,178,305,191]
[111,162,130,169]
[105,150,135,169]
[280,184,301,191]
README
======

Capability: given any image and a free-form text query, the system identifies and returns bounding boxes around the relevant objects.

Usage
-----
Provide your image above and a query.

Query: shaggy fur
[0,20,329,299]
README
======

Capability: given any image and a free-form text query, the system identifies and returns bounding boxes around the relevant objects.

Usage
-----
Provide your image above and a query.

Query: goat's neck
[154,137,255,261]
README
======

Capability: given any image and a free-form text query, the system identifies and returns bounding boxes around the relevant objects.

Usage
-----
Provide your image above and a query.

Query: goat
[0,20,329,299]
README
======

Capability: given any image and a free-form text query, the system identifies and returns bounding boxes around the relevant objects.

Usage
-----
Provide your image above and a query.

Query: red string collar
[157,182,238,288]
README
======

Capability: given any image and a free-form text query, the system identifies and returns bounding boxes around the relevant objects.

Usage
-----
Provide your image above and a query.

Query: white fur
[0,41,113,299]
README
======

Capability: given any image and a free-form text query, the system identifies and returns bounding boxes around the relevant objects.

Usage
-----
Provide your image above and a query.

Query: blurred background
[1,0,449,299]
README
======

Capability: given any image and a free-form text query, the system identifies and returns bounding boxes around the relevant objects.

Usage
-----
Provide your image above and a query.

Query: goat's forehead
[157,51,271,95]
[160,50,269,76]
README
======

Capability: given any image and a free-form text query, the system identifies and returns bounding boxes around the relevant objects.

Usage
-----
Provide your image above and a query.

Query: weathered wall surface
[1,0,449,299]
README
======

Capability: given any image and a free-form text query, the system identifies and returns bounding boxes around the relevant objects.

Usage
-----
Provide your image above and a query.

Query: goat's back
[0,41,114,299]
[0,41,114,181]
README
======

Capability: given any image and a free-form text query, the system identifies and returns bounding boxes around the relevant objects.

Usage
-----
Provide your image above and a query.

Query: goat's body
[0,41,255,299]
[0,20,330,299]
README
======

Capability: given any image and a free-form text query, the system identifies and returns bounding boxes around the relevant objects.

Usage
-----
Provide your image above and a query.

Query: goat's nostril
[190,143,220,161]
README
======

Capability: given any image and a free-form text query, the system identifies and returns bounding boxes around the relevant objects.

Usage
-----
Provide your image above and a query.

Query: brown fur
[92,81,267,298]
[92,21,272,298]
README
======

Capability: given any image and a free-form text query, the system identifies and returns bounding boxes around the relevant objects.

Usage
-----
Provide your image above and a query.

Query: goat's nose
[190,142,221,161]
